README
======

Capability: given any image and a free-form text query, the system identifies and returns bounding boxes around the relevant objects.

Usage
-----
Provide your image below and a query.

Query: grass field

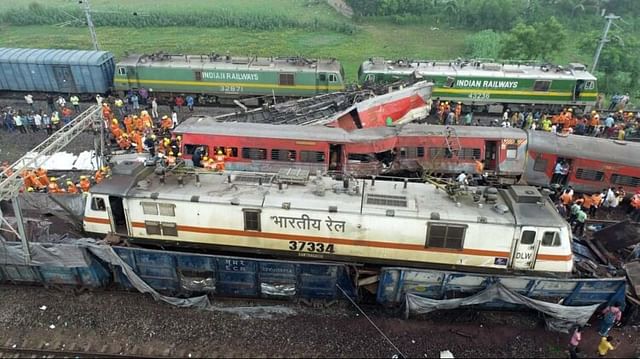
[0,0,471,82]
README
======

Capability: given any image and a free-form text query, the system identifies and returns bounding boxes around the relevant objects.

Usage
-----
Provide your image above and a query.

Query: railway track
[0,338,203,358]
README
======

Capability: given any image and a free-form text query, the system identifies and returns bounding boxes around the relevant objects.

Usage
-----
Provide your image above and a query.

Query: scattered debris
[39,305,47,311]
[440,350,454,358]
[49,324,55,329]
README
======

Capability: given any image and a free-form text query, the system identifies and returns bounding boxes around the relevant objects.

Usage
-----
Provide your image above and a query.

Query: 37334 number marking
[288,241,335,253]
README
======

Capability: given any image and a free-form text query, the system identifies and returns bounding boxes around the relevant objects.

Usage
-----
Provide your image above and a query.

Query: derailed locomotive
[83,162,573,275]
[358,58,598,112]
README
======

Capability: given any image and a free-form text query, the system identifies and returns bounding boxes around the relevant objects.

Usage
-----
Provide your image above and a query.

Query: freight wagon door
[52,65,77,93]
[512,227,540,270]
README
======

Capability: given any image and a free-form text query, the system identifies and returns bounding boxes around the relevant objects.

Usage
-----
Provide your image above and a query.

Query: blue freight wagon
[0,48,115,95]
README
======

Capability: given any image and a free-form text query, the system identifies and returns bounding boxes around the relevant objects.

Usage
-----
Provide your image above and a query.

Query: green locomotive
[114,53,345,105]
[358,58,598,112]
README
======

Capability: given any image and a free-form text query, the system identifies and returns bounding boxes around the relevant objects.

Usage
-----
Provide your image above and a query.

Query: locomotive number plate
[288,240,335,253]
[221,85,243,92]
[468,93,490,100]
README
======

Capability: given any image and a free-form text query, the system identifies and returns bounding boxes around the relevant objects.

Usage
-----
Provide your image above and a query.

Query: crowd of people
[433,99,640,141]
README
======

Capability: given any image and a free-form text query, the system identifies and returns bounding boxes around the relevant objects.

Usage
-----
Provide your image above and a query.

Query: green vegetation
[0,0,639,95]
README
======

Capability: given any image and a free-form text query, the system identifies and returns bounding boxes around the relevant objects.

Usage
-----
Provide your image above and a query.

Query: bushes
[463,30,504,59]
[0,3,356,34]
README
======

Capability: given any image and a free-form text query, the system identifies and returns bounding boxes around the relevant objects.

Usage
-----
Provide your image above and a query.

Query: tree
[499,16,566,61]
[464,30,505,59]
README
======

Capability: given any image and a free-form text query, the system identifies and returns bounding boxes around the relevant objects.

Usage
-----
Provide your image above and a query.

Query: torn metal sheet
[625,261,640,297]
[592,220,640,252]
[405,282,601,333]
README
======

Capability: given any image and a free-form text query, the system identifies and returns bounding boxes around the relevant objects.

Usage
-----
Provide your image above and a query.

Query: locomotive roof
[527,131,640,167]
[118,54,343,73]
[92,162,566,229]
[361,59,597,80]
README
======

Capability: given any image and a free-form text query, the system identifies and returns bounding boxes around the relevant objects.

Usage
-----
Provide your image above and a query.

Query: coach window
[242,147,267,160]
[506,145,518,160]
[425,223,466,250]
[279,73,295,86]
[575,168,604,182]
[459,148,481,160]
[611,174,640,187]
[117,67,126,76]
[144,220,161,235]
[141,202,159,215]
[541,232,561,247]
[271,149,297,162]
[533,80,551,92]
[184,144,208,155]
[243,209,261,232]
[91,197,106,211]
[300,151,326,163]
[533,156,548,172]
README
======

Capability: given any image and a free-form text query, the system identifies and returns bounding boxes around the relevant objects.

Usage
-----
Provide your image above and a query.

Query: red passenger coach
[393,125,527,182]
[525,131,640,194]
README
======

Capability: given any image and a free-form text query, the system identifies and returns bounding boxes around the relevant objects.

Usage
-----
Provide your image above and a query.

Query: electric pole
[591,14,620,72]
[80,0,100,51]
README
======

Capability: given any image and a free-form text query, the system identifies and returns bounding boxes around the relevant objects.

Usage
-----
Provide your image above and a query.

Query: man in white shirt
[24,94,34,108]
[456,171,468,185]
[171,111,178,128]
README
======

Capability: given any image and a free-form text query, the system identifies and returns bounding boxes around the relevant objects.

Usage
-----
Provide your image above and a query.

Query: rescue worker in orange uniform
[215,150,226,171]
[133,115,143,132]
[130,131,144,154]
[141,110,153,131]
[27,170,44,190]
[66,180,78,194]
[166,151,176,166]
[589,111,600,135]
[47,177,64,193]
[21,170,34,189]
[123,115,134,134]
[35,167,50,187]
[454,102,462,124]
[102,103,112,121]
[79,175,91,193]
[94,166,109,184]
[110,119,122,139]
[161,115,172,131]
[117,133,131,150]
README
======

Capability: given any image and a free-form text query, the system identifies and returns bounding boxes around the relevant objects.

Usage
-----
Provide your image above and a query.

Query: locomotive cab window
[243,209,261,231]
[319,73,327,81]
[91,197,106,211]
[328,73,338,82]
[117,67,127,76]
[425,223,466,250]
[506,145,518,160]
[533,80,551,92]
[141,202,159,215]
[279,73,295,86]
[584,80,595,90]
[520,230,536,245]
[158,203,176,217]
[194,71,203,81]
[541,231,561,247]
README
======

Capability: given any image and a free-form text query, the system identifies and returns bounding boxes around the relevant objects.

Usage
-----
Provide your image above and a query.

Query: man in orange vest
[35,167,50,187]
[589,111,600,135]
[110,119,122,139]
[123,115,133,133]
[28,170,44,190]
[161,115,172,132]
[79,175,91,192]
[47,177,64,193]
[66,180,79,193]
[133,115,143,132]
[101,103,112,121]
[131,131,144,153]
[215,150,226,171]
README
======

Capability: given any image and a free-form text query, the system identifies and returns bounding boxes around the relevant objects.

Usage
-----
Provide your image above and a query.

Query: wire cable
[336,284,406,359]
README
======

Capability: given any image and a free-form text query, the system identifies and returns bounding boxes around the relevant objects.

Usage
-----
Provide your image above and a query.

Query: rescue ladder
[444,126,462,160]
